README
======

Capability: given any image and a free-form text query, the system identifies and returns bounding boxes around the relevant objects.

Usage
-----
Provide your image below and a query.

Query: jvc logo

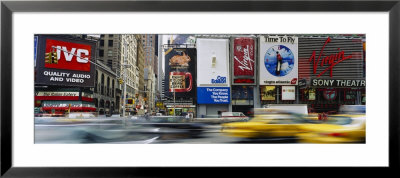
[55,46,89,63]
[45,39,92,72]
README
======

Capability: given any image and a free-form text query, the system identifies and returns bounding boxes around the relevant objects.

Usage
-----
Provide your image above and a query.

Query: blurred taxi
[296,105,366,143]
[221,109,316,140]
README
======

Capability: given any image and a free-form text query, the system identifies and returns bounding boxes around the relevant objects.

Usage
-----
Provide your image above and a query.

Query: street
[34,117,299,144]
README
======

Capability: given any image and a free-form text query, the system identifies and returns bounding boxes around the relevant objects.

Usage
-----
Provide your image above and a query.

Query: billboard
[196,38,230,104]
[35,36,96,87]
[282,86,296,100]
[231,37,256,85]
[261,86,276,101]
[259,35,298,85]
[298,37,364,80]
[164,48,197,99]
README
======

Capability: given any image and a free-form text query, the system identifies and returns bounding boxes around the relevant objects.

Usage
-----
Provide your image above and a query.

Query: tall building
[97,34,139,115]
[98,34,121,72]
[136,35,146,113]
[120,35,138,99]
[141,34,159,113]
[141,34,157,70]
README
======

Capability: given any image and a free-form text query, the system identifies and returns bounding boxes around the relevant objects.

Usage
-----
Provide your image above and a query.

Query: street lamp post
[173,86,176,116]
[122,40,130,118]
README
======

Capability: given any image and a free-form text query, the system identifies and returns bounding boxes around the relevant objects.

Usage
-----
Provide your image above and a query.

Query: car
[220,109,319,142]
[128,116,209,141]
[221,112,250,122]
[296,106,366,143]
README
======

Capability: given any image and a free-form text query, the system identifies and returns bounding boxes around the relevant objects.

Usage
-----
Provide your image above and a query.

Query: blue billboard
[197,87,230,104]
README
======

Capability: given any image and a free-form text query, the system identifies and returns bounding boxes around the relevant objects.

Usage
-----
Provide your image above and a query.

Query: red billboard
[35,35,96,87]
[232,37,256,85]
[44,39,92,72]
[233,37,255,76]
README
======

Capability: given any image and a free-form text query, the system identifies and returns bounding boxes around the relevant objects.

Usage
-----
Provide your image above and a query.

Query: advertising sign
[232,86,253,100]
[259,36,298,85]
[44,39,92,72]
[164,48,196,99]
[311,78,366,88]
[323,88,337,100]
[261,86,276,101]
[36,91,79,97]
[34,36,38,67]
[197,87,230,104]
[196,38,230,104]
[308,88,316,101]
[298,37,364,79]
[282,86,296,100]
[231,37,256,85]
[35,36,96,87]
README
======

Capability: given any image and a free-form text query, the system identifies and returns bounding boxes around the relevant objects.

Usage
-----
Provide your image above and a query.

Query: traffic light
[44,52,58,64]
[51,52,58,64]
[127,98,133,105]
[44,52,52,64]
[119,79,123,84]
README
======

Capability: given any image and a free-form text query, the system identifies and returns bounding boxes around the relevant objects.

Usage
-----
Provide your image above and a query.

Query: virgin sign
[309,37,353,77]
[233,37,255,76]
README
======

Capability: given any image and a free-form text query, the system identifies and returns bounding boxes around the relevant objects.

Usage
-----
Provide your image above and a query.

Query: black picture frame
[1,0,399,177]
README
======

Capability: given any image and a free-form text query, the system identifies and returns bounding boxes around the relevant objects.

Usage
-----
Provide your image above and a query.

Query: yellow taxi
[221,109,316,139]
[296,114,366,143]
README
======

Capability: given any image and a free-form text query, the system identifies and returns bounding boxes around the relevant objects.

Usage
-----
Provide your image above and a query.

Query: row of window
[100,40,113,47]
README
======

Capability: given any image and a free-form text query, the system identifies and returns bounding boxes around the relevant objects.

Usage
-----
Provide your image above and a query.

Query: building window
[99,50,104,57]
[108,40,113,47]
[101,74,105,95]
[112,80,115,97]
[107,60,112,69]
[107,77,110,96]
[94,71,98,93]
[108,50,113,57]
[109,34,114,38]
[100,40,104,46]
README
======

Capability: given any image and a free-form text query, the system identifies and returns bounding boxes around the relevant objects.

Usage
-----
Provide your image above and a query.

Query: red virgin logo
[291,78,297,84]
[309,37,352,77]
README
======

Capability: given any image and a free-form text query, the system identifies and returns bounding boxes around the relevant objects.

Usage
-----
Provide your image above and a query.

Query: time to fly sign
[35,36,96,87]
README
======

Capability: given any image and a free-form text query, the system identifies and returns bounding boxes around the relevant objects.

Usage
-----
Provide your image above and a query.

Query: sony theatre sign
[312,79,366,87]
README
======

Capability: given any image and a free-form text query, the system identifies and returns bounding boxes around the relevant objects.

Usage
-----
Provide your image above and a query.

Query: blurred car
[296,105,366,143]
[129,116,209,141]
[221,109,319,141]
[221,112,250,122]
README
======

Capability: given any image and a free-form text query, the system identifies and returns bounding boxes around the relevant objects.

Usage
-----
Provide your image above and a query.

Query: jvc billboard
[35,35,96,87]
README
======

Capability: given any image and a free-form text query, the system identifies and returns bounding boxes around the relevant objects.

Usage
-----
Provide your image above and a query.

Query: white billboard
[196,38,230,104]
[282,86,296,100]
[196,38,230,87]
[259,35,298,85]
